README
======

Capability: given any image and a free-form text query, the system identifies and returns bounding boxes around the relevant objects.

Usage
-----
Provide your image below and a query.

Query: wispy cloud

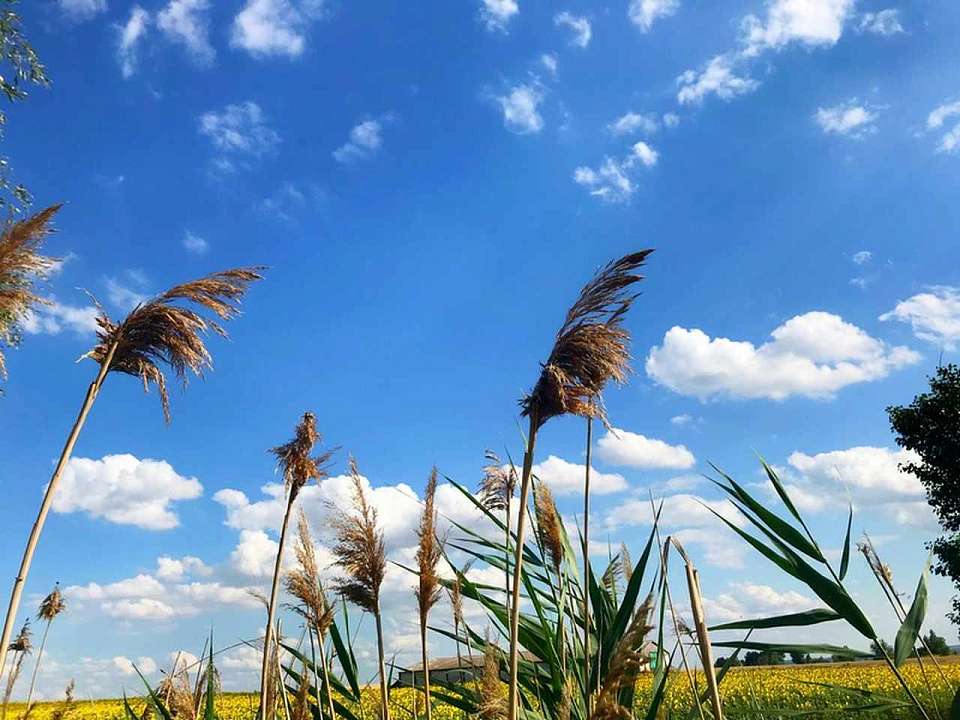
[157,0,215,66]
[198,101,281,172]
[573,141,658,203]
[628,0,679,32]
[182,230,209,255]
[230,0,329,58]
[814,99,879,138]
[333,116,391,163]
[478,0,518,33]
[495,84,544,135]
[116,6,150,79]
[554,11,591,48]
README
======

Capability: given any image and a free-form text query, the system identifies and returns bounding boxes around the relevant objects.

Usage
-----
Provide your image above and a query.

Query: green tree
[920,629,952,656]
[789,651,812,665]
[0,0,49,212]
[888,364,960,635]
[871,638,894,659]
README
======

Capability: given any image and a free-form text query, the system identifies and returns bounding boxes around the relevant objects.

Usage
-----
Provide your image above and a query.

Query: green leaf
[839,506,853,581]
[710,608,841,631]
[894,556,930,667]
[134,664,173,720]
[712,641,872,658]
[759,457,803,523]
[123,694,140,720]
[950,685,960,720]
[203,633,217,720]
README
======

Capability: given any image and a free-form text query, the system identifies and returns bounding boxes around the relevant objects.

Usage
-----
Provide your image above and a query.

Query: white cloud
[670,414,695,426]
[103,598,177,620]
[595,427,695,469]
[814,100,878,137]
[880,287,960,350]
[628,0,679,32]
[857,9,904,36]
[116,6,150,79]
[662,112,680,128]
[677,54,757,105]
[157,0,215,66]
[606,493,744,530]
[671,528,745,569]
[155,555,211,581]
[646,311,921,401]
[788,446,923,501]
[67,574,165,601]
[52,454,203,530]
[740,0,855,57]
[58,0,107,20]
[540,53,558,76]
[554,11,591,48]
[333,118,387,163]
[926,101,960,154]
[21,298,99,337]
[608,111,659,137]
[198,101,280,171]
[182,230,209,255]
[531,455,627,495]
[228,529,280,577]
[852,250,872,265]
[573,141,658,203]
[479,0,518,33]
[105,277,148,311]
[230,0,327,58]
[496,85,544,135]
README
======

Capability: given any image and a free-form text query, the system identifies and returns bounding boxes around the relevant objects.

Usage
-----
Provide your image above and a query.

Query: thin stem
[507,412,539,720]
[319,636,336,720]
[0,339,118,676]
[420,617,432,720]
[24,619,51,712]
[374,607,390,720]
[582,417,592,720]
[259,496,297,717]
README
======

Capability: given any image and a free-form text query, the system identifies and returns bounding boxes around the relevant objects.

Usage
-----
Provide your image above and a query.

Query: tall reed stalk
[506,250,652,720]
[24,584,65,713]
[1,621,30,720]
[0,267,263,679]
[259,412,333,718]
[582,415,593,717]
[331,458,389,720]
[415,469,442,720]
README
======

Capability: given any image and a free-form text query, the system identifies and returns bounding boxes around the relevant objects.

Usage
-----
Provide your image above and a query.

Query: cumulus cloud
[231,0,327,58]
[608,111,659,137]
[21,298,99,337]
[645,311,920,401]
[58,0,107,21]
[182,230,209,254]
[155,555,211,581]
[157,0,215,65]
[606,493,744,530]
[104,598,176,620]
[857,9,904,36]
[704,582,814,623]
[573,141,658,203]
[881,287,960,350]
[198,101,280,172]
[116,6,150,79]
[495,85,544,135]
[595,427,695,469]
[333,117,389,163]
[814,100,878,137]
[740,0,855,57]
[628,0,678,31]
[531,455,627,495]
[52,454,203,530]
[554,11,591,48]
[479,0,518,33]
[677,54,757,105]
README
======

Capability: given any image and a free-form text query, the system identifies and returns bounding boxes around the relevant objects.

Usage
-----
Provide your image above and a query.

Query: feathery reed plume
[415,469,442,720]
[507,250,652,720]
[48,680,75,720]
[591,594,654,720]
[0,205,59,381]
[620,544,632,585]
[24,584,65,712]
[533,481,563,575]
[285,509,336,720]
[259,412,333,718]
[479,641,505,720]
[331,457,389,720]
[0,266,263,676]
[2,621,31,720]
[478,451,517,620]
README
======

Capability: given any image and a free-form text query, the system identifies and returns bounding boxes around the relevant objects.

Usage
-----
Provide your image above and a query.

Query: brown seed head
[8,619,31,653]
[533,481,564,573]
[478,450,517,512]
[620,543,633,584]
[416,467,443,623]
[0,205,60,379]
[81,266,264,422]
[591,592,655,720]
[270,412,334,501]
[38,584,66,622]
[478,640,505,720]
[285,509,335,637]
[330,457,386,614]
[521,251,652,429]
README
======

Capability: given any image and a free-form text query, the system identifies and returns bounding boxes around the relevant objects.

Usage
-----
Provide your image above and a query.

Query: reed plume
[285,509,336,720]
[533,481,563,575]
[478,641,505,720]
[415,469,442,720]
[0,205,59,381]
[48,680,75,720]
[620,544,633,585]
[0,266,263,677]
[2,621,31,720]
[591,593,654,720]
[259,412,333,718]
[507,250,652,720]
[478,451,516,617]
[23,584,65,712]
[331,457,389,720]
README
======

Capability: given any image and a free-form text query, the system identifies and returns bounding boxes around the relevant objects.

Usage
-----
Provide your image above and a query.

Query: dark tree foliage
[920,629,953,656]
[743,650,784,667]
[870,639,894,659]
[888,364,960,635]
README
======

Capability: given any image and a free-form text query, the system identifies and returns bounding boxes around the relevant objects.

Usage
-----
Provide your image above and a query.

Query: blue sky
[3,0,960,701]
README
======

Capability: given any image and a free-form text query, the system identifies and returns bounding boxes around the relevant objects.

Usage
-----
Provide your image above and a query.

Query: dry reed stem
[590,593,654,720]
[0,205,59,379]
[416,468,442,720]
[81,267,264,422]
[479,641,505,720]
[533,480,564,574]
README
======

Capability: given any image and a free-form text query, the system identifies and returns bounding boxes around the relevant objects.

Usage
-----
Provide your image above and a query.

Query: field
[8,657,959,720]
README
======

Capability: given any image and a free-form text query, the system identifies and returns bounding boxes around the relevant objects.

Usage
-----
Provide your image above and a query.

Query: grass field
[8,657,959,720]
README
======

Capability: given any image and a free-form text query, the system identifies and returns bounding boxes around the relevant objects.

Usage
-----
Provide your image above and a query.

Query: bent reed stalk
[0,267,263,677]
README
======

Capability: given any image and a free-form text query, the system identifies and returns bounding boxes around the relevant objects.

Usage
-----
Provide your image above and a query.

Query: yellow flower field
[8,656,959,720]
